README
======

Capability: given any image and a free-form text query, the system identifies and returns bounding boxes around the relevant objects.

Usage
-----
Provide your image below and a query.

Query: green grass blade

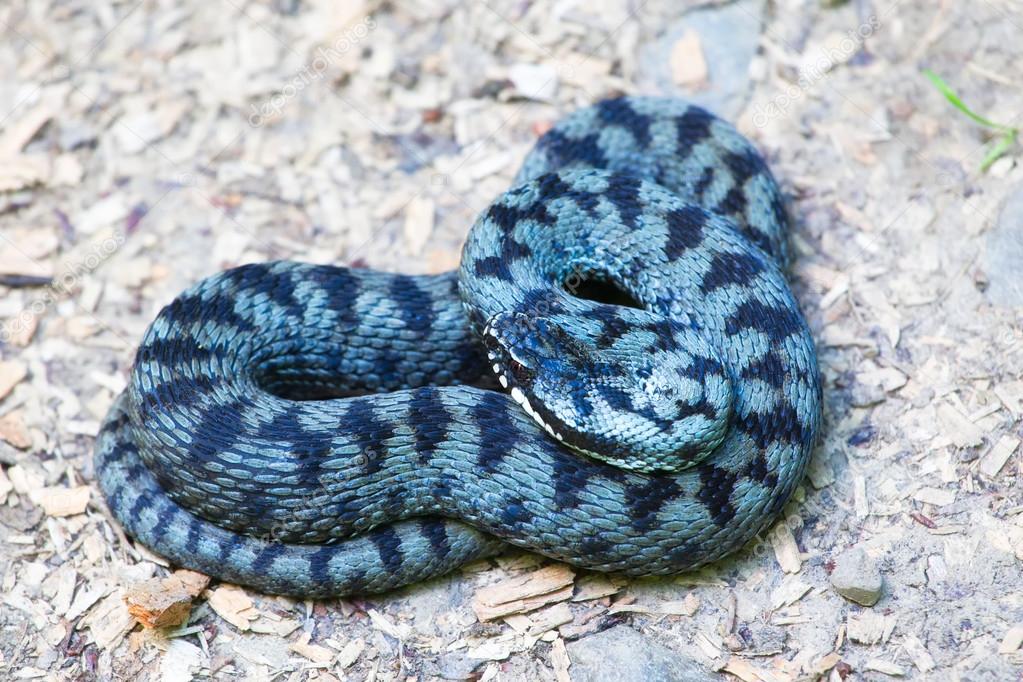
[923,69,1007,130]
[980,131,1018,171]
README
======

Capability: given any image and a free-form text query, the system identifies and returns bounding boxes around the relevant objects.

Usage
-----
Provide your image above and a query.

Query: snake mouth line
[484,347,566,443]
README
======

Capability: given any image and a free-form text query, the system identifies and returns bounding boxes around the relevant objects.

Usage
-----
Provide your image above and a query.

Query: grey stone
[429,651,484,680]
[830,547,883,606]
[636,0,765,119]
[565,625,717,682]
[986,186,1023,307]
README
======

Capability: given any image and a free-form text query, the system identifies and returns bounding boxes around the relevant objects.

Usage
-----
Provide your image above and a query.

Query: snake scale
[94,97,822,597]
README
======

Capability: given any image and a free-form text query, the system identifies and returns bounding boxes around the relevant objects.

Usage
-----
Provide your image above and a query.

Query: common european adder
[94,97,822,596]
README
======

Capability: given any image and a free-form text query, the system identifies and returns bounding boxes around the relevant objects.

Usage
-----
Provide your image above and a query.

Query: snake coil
[95,97,821,596]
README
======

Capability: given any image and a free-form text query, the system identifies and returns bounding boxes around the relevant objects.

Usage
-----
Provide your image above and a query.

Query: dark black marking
[308,545,336,586]
[579,533,615,560]
[643,319,681,353]
[696,464,738,525]
[604,174,644,229]
[409,387,452,463]
[593,310,632,349]
[472,391,519,473]
[693,166,715,200]
[700,250,765,294]
[595,384,634,412]
[625,476,683,532]
[677,355,725,382]
[746,452,778,488]
[739,352,787,389]
[473,256,513,282]
[390,275,437,335]
[597,97,653,147]
[369,527,405,575]
[519,288,565,317]
[675,107,716,154]
[419,519,451,558]
[343,399,396,475]
[486,199,553,234]
[674,399,718,422]
[724,299,804,342]
[536,130,609,169]
[550,458,592,509]
[738,401,808,449]
[664,206,708,261]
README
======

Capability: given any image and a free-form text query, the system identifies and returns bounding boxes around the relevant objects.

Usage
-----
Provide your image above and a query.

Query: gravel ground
[1,0,1022,680]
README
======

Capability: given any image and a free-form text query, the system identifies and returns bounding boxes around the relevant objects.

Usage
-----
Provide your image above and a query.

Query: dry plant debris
[124,570,211,629]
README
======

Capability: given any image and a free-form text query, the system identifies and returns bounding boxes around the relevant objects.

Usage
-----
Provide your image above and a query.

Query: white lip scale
[488,350,564,441]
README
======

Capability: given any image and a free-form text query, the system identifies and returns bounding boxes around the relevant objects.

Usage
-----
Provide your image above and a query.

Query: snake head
[482,310,733,472]
[482,312,580,443]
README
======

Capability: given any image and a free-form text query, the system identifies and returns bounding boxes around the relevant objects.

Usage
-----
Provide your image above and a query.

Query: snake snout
[482,312,579,441]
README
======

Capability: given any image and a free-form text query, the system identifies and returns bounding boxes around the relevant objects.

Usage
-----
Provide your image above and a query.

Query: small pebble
[830,546,883,606]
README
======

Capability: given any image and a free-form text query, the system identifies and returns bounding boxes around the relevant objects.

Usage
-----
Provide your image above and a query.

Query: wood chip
[289,632,336,664]
[123,570,210,629]
[670,30,708,88]
[159,638,205,681]
[993,381,1023,416]
[29,485,90,517]
[0,467,12,504]
[854,474,870,518]
[847,611,890,645]
[472,564,575,621]
[6,314,38,347]
[609,592,699,617]
[0,411,31,449]
[0,102,53,156]
[467,639,513,661]
[0,155,48,192]
[936,403,985,448]
[66,581,111,621]
[771,578,812,609]
[722,656,773,681]
[508,63,558,101]
[367,608,411,640]
[913,487,956,507]
[902,634,936,672]
[87,591,138,650]
[518,602,573,637]
[999,625,1023,654]
[864,658,906,676]
[206,585,255,631]
[336,638,365,669]
[979,434,1019,478]
[550,637,571,682]
[403,196,434,255]
[0,360,28,402]
[248,612,301,637]
[571,574,626,602]
[770,522,803,573]
[812,652,842,675]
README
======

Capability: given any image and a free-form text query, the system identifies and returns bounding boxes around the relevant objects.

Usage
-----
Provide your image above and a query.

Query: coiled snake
[94,97,821,596]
